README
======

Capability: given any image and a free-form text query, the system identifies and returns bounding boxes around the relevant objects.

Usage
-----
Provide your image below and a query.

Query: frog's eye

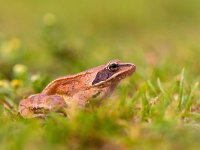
[107,63,119,72]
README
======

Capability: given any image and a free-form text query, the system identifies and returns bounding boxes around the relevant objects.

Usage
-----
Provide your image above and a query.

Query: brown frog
[19,60,136,118]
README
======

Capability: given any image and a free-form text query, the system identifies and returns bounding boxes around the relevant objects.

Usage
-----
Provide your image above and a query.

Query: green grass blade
[178,68,185,110]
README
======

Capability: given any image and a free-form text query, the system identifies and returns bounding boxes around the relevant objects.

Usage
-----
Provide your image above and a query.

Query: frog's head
[92,60,136,87]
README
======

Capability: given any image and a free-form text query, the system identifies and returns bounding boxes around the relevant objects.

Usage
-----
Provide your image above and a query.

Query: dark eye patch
[92,68,115,85]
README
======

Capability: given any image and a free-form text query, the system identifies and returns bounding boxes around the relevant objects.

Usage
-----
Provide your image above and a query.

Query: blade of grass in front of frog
[157,78,165,94]
[1,97,17,112]
[147,80,157,96]
[0,98,18,119]
[156,78,172,119]
[141,92,150,122]
[178,68,185,110]
[182,82,199,115]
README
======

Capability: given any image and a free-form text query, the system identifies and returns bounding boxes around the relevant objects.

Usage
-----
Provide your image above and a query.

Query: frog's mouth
[92,63,136,86]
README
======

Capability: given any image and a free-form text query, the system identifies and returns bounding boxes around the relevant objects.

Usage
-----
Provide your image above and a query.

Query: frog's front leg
[18,94,67,118]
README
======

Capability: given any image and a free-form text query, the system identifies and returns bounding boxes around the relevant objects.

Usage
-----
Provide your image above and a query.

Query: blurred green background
[0,0,200,150]
[1,0,200,78]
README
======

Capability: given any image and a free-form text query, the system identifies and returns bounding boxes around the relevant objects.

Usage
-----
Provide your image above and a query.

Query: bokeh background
[1,0,200,79]
[0,0,200,149]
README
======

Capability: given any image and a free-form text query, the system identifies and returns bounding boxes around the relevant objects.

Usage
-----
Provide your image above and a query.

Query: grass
[0,0,200,149]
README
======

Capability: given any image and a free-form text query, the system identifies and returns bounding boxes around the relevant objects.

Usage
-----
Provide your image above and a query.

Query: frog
[18,60,136,118]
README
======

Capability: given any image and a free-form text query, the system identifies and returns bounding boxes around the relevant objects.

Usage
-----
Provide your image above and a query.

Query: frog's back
[42,65,104,95]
